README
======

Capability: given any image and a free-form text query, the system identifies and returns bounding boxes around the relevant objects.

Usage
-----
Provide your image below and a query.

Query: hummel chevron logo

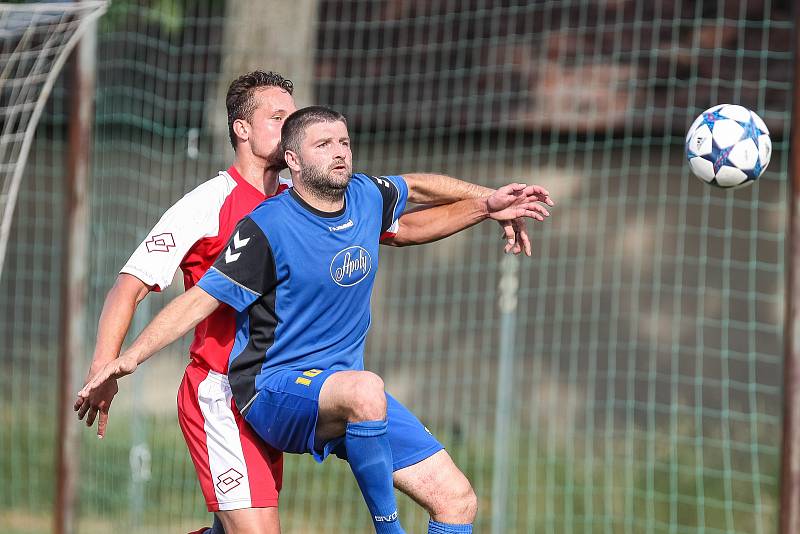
[224,231,250,263]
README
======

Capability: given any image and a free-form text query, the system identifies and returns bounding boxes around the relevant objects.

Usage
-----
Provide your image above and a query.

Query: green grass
[0,409,780,533]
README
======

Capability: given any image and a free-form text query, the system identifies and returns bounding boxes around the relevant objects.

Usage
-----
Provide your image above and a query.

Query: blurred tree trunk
[209,0,319,149]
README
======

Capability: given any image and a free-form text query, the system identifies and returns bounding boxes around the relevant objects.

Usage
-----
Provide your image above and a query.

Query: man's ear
[285,149,301,172]
[232,118,249,145]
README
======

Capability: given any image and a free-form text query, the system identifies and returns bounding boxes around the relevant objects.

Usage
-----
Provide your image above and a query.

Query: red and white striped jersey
[121,166,291,374]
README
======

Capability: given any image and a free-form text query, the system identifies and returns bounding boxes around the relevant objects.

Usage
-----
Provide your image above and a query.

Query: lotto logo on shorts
[216,468,244,494]
[145,232,175,253]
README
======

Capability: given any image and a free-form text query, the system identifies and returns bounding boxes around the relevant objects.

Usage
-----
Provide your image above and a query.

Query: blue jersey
[197,173,408,411]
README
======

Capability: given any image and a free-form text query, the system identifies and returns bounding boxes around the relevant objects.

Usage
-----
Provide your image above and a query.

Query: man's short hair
[281,106,347,155]
[226,70,294,149]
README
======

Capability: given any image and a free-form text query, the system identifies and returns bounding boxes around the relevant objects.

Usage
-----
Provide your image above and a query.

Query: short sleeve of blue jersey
[197,217,277,312]
[362,174,408,235]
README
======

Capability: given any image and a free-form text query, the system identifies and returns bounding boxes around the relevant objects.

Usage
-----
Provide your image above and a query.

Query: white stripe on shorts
[198,370,253,510]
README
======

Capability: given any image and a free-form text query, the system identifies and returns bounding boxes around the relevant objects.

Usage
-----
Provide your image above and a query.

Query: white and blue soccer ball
[685,104,771,189]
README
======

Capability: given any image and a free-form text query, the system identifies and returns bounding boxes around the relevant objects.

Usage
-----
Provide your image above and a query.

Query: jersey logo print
[145,232,175,253]
[328,219,354,232]
[330,246,372,287]
[224,231,251,263]
[375,177,392,189]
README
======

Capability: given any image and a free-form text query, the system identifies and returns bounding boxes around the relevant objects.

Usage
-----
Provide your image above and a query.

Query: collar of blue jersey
[289,187,347,218]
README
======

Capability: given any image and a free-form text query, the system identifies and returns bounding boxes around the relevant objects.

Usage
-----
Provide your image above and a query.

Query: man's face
[245,86,297,165]
[295,120,353,198]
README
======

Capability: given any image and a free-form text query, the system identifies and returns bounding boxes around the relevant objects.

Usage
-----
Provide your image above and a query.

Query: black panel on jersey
[366,175,401,234]
[289,188,346,218]
[215,216,280,411]
[212,216,277,297]
[228,289,279,414]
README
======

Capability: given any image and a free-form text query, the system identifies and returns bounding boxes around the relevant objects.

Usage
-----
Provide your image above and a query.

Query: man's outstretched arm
[401,173,555,255]
[402,173,494,205]
[75,286,221,419]
[385,183,551,247]
[74,274,151,436]
[77,189,217,436]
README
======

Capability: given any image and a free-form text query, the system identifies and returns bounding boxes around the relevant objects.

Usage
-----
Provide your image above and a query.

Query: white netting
[0,1,107,278]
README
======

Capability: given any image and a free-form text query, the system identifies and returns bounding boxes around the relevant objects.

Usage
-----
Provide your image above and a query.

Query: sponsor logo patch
[330,246,372,287]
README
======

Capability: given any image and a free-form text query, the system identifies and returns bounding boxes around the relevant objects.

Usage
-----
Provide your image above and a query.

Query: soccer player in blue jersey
[79,106,554,533]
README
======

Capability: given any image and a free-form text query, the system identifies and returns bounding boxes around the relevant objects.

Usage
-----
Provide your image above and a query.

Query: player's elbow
[109,274,151,306]
[383,233,412,247]
[186,286,222,316]
[383,224,416,247]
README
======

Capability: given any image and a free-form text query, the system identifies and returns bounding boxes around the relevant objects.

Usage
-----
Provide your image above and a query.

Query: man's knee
[432,477,477,523]
[395,450,478,522]
[347,371,386,422]
[454,481,478,522]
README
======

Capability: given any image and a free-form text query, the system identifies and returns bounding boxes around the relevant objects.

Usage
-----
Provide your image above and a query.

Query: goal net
[0,1,792,533]
[0,1,107,278]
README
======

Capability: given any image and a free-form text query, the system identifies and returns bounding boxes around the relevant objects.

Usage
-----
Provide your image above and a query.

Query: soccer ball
[685,104,771,189]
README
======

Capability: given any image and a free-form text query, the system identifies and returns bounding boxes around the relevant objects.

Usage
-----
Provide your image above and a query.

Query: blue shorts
[243,368,443,470]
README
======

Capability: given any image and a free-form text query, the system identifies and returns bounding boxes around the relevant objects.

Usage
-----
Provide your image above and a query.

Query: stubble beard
[300,162,352,204]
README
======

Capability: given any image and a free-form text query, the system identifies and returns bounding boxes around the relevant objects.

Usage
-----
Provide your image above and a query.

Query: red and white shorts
[177,363,283,512]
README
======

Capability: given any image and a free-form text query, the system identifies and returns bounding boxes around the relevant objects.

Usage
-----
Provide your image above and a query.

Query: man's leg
[317,370,404,534]
[215,507,280,534]
[178,366,282,534]
[375,393,473,532]
[393,451,477,533]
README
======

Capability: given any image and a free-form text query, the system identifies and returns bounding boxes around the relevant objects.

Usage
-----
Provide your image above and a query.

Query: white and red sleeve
[120,175,234,291]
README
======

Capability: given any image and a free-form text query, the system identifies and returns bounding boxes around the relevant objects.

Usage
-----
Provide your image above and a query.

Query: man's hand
[74,354,138,438]
[76,274,152,438]
[75,285,220,438]
[74,370,119,438]
[487,183,555,256]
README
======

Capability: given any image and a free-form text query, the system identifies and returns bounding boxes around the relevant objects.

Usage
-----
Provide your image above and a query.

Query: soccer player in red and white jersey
[77,71,298,534]
[75,71,552,534]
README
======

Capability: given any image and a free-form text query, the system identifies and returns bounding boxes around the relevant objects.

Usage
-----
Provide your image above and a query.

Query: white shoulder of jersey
[119,172,237,291]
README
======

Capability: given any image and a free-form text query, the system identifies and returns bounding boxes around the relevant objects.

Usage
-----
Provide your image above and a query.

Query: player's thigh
[393,449,476,522]
[178,366,282,511]
[216,507,280,534]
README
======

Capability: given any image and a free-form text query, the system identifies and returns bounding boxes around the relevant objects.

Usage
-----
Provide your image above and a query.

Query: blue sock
[345,419,404,534]
[428,520,473,534]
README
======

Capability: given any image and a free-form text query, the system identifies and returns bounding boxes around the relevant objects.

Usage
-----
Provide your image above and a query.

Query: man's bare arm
[74,274,151,436]
[402,173,493,205]
[75,286,221,421]
[385,184,551,247]
[88,274,151,369]
[401,173,554,255]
